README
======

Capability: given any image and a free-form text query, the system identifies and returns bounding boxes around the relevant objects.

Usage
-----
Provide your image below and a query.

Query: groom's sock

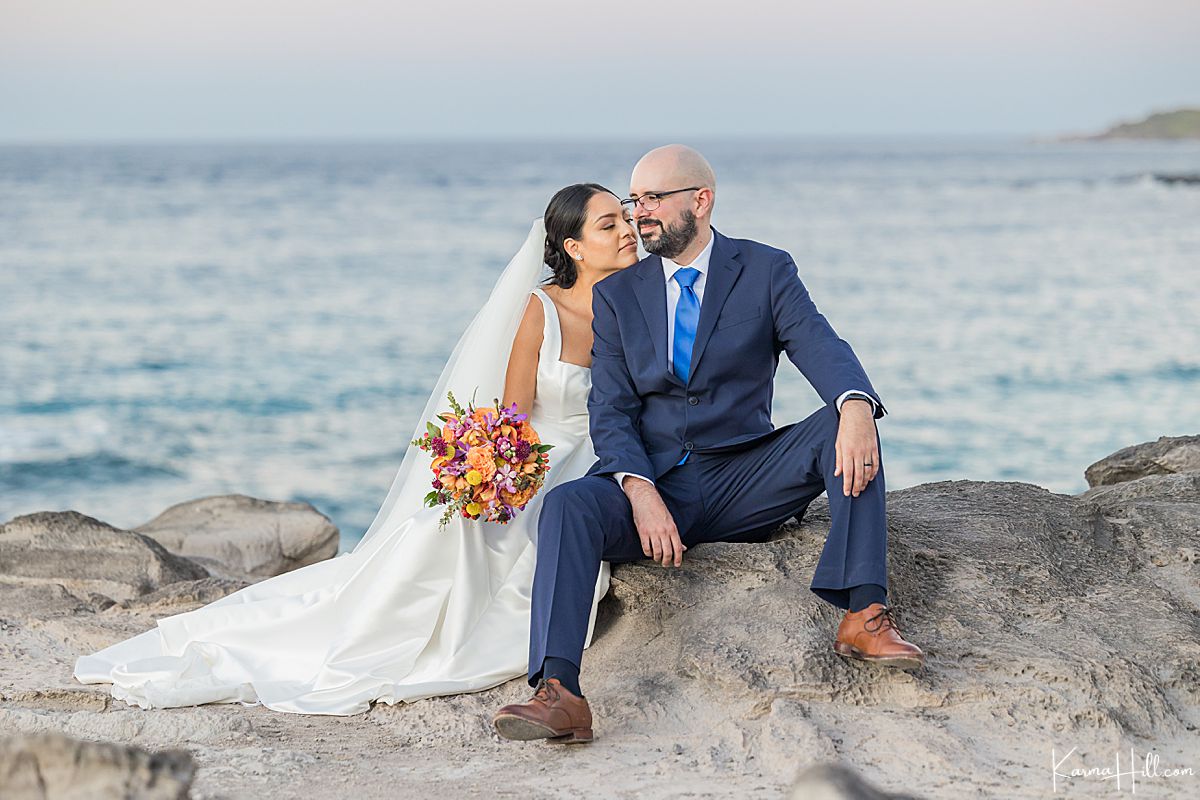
[848,583,887,612]
[541,657,582,697]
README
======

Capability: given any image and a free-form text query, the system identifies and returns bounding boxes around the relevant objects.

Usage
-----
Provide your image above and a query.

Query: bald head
[631,144,717,196]
[629,145,717,261]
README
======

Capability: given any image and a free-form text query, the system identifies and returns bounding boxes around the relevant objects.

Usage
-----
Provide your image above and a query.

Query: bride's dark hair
[543,183,617,289]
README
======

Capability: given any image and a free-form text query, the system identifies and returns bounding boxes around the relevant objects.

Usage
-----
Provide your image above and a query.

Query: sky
[1,0,1198,141]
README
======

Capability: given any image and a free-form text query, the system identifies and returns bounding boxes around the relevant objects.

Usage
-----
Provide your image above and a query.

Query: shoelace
[531,679,556,704]
[864,605,901,634]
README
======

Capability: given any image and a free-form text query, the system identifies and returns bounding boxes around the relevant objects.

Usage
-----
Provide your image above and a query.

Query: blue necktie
[672,267,701,382]
[672,267,701,465]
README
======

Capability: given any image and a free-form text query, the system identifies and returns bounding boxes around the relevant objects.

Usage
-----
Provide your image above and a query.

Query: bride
[74,184,640,715]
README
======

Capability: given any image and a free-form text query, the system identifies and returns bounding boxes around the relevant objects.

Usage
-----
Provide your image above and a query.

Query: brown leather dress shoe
[834,603,925,670]
[492,678,593,744]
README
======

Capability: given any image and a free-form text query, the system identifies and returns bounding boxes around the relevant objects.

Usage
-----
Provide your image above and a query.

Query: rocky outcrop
[1,452,1198,798]
[559,473,1200,797]
[0,511,207,603]
[1084,434,1200,487]
[134,495,338,579]
[0,732,194,799]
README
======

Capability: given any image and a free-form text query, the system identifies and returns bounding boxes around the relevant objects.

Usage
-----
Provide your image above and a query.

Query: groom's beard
[640,209,698,260]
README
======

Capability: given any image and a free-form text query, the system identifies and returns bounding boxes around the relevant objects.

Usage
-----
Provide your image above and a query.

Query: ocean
[2,138,1198,550]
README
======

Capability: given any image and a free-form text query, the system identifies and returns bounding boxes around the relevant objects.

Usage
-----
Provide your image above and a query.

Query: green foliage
[446,390,467,419]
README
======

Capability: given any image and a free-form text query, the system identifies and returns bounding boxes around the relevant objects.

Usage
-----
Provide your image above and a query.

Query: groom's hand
[622,478,687,567]
[833,400,880,498]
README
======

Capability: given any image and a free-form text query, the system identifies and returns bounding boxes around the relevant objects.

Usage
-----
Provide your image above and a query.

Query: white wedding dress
[75,225,610,716]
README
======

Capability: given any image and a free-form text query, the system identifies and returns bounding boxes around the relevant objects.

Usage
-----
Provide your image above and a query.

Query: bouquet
[412,391,554,529]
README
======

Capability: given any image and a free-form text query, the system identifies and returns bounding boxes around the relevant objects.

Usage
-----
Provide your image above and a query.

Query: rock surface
[1085,434,1200,487]
[1,445,1198,798]
[134,494,338,579]
[0,731,194,799]
[0,511,207,603]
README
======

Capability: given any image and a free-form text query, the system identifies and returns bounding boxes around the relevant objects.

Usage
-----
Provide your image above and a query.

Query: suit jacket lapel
[687,231,742,383]
[633,255,684,387]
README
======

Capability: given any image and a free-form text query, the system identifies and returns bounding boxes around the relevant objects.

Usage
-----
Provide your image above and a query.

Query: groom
[493,145,923,744]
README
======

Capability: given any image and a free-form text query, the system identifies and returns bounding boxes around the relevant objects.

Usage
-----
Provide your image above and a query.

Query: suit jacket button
[684,441,694,451]
[687,396,699,405]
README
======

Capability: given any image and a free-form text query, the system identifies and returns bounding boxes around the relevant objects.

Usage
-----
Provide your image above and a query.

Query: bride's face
[569,193,640,274]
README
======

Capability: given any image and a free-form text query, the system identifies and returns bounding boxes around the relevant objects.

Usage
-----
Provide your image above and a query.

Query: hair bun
[543,234,572,283]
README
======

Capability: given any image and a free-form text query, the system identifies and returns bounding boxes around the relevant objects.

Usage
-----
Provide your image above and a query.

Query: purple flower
[500,402,526,424]
[430,437,448,456]
[515,440,532,460]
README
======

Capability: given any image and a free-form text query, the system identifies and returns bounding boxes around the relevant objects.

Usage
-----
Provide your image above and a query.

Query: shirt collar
[661,229,715,283]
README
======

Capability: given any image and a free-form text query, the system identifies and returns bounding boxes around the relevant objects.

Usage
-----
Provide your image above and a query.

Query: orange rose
[516,423,540,446]
[474,484,498,503]
[501,484,537,508]
[466,444,497,482]
[471,407,497,425]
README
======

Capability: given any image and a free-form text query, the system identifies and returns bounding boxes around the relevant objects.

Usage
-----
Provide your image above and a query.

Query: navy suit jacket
[586,228,885,481]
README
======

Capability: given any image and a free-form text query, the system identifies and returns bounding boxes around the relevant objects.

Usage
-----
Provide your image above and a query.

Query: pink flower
[495,462,519,493]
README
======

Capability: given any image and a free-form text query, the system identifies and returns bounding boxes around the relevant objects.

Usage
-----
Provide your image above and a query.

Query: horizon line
[0,131,1132,147]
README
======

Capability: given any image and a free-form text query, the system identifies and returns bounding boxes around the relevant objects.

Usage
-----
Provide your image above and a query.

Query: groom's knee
[812,403,885,470]
[821,403,842,436]
[790,403,841,447]
[541,480,598,529]
[543,480,589,517]
[547,477,617,508]
[540,479,618,542]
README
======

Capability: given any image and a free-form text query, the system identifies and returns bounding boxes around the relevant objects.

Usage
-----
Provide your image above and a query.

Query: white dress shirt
[662,233,715,374]
[614,233,879,490]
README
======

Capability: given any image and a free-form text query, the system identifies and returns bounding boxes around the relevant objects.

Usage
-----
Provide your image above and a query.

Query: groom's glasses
[621,187,701,213]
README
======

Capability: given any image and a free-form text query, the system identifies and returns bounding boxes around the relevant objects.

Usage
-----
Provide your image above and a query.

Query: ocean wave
[988,361,1200,392]
[0,452,182,492]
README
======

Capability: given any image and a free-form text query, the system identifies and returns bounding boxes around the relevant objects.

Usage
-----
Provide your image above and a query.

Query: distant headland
[1069,107,1200,141]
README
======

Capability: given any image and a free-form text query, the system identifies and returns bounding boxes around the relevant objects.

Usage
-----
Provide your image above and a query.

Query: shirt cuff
[835,390,883,418]
[613,471,654,488]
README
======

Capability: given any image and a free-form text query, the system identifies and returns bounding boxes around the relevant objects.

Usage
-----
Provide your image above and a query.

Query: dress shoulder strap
[530,287,561,364]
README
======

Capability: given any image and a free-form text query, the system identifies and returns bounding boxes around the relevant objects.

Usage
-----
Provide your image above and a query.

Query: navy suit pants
[527,403,888,685]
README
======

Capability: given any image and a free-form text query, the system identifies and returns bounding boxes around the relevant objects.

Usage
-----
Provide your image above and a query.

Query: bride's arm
[502,295,544,415]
